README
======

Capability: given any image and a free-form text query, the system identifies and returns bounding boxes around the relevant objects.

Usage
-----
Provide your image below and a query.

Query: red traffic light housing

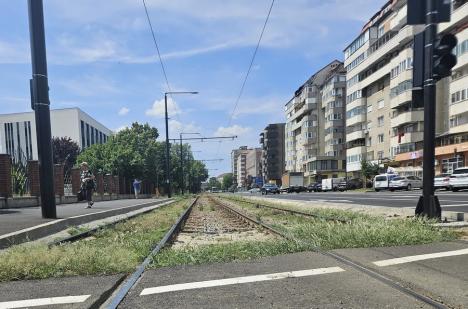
[433,34,458,80]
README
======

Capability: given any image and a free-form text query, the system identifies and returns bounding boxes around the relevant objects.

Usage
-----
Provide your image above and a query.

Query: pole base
[415,195,441,219]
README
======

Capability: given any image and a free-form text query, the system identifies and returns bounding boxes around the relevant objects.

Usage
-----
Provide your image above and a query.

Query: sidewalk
[0,198,169,249]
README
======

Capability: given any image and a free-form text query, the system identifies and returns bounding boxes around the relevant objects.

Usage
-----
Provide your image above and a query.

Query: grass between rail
[149,195,457,269]
[0,199,190,282]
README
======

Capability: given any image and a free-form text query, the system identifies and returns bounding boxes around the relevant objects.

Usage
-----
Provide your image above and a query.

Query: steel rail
[48,199,176,247]
[219,195,349,223]
[212,195,448,309]
[102,197,198,309]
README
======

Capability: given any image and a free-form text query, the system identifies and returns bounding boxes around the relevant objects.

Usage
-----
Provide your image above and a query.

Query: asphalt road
[239,190,468,213]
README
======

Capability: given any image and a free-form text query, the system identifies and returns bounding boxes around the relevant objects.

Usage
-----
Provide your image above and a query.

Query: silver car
[450,167,468,192]
[389,176,422,191]
[434,173,451,190]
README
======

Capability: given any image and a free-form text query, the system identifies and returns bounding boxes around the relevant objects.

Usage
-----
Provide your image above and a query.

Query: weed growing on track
[0,199,190,282]
[218,196,457,249]
[150,240,310,268]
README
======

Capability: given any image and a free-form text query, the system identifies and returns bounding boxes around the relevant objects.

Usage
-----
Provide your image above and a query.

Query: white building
[0,108,112,161]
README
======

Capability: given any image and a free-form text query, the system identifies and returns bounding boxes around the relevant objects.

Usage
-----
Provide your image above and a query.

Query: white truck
[321,177,345,191]
[281,172,305,193]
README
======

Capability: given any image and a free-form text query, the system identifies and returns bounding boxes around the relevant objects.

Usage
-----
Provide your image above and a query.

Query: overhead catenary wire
[215,0,275,159]
[142,0,185,132]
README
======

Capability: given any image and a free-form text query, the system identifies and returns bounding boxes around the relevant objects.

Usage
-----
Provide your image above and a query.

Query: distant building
[216,173,231,184]
[284,60,347,184]
[231,146,262,188]
[0,108,112,162]
[231,146,249,187]
[259,123,285,185]
[245,148,262,187]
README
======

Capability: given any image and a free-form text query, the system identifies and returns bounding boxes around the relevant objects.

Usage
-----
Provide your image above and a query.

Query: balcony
[450,102,468,117]
[347,130,366,142]
[391,109,424,128]
[390,90,412,109]
[391,132,424,147]
[347,146,367,157]
[347,113,366,127]
[390,68,413,89]
[346,97,366,110]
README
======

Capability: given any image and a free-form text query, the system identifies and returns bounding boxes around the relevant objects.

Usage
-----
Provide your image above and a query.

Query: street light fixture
[164,91,198,198]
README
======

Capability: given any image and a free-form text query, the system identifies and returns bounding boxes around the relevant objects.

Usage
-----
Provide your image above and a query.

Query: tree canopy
[77,122,208,193]
[52,137,80,167]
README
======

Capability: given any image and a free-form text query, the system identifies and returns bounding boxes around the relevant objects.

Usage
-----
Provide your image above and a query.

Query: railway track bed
[172,196,274,248]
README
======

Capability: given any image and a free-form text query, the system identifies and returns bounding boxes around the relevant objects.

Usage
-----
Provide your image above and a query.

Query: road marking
[440,204,468,207]
[373,248,468,267]
[0,295,91,309]
[140,267,345,295]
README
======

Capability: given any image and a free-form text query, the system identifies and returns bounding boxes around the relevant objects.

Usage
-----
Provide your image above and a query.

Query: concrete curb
[0,199,170,249]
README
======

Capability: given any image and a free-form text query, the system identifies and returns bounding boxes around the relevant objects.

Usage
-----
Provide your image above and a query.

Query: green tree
[361,160,380,181]
[208,177,221,190]
[52,137,80,167]
[222,173,233,190]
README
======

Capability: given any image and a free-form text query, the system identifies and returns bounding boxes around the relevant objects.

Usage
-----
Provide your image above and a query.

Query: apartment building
[231,146,248,187]
[284,60,347,184]
[0,108,112,163]
[259,123,285,185]
[343,0,427,177]
[231,146,261,188]
[246,148,262,187]
[393,0,468,175]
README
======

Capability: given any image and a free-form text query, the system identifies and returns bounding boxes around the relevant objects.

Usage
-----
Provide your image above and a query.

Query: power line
[227,0,275,126]
[142,0,185,131]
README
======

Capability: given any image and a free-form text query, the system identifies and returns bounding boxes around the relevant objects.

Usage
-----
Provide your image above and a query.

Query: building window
[367,104,373,113]
[86,123,90,147]
[377,100,385,109]
[378,134,384,143]
[81,121,85,148]
[377,116,384,127]
[377,151,384,159]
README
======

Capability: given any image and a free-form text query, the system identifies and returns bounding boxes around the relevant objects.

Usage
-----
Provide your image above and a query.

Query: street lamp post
[163,91,198,198]
[179,132,199,195]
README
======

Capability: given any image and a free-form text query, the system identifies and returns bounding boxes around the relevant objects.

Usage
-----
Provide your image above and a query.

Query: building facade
[284,60,347,184]
[231,146,263,188]
[231,146,248,187]
[245,148,262,187]
[259,123,285,185]
[393,0,468,176]
[0,108,112,162]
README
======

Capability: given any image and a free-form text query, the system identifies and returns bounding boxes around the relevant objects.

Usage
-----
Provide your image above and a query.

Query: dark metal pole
[164,93,171,198]
[416,0,441,219]
[180,134,184,195]
[27,0,56,219]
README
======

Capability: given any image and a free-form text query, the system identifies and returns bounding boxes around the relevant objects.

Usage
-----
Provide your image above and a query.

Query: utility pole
[169,136,236,195]
[408,0,456,219]
[163,91,198,198]
[28,0,56,219]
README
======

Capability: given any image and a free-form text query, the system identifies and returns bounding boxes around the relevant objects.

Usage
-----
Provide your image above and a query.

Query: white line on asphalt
[0,295,91,309]
[440,204,468,207]
[373,248,468,267]
[140,267,345,295]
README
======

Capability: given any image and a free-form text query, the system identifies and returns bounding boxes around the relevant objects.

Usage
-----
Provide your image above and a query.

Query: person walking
[133,178,142,199]
[80,162,95,208]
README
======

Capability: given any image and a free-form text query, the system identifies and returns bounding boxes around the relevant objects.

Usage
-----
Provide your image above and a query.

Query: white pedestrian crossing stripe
[0,295,91,309]
[373,248,468,266]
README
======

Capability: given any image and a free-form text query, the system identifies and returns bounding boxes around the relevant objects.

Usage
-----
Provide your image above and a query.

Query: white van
[373,174,399,192]
[322,177,346,191]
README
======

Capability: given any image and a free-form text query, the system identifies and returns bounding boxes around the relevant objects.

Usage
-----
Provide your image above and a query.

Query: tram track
[100,195,451,309]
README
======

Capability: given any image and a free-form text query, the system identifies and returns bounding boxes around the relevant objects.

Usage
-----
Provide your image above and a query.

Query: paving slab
[120,251,431,308]
[0,274,124,309]
[333,241,468,308]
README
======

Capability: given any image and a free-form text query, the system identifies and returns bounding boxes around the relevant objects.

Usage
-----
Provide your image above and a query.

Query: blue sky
[0,0,383,176]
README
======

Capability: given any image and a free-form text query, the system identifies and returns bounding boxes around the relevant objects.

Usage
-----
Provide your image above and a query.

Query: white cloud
[215,125,251,137]
[115,125,129,132]
[118,107,130,116]
[145,97,181,118]
[168,120,201,135]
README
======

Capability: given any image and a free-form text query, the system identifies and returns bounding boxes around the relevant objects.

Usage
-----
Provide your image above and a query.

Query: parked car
[307,183,322,192]
[373,173,399,191]
[450,167,468,191]
[389,176,422,191]
[248,187,261,194]
[434,173,451,191]
[261,184,280,195]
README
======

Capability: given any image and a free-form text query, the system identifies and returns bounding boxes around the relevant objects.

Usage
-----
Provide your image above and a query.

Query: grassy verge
[0,199,190,282]
[220,196,457,249]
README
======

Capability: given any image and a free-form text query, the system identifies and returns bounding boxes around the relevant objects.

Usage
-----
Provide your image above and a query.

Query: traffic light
[433,33,458,80]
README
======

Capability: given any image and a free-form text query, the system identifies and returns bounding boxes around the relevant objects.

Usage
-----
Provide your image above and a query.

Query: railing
[10,149,30,197]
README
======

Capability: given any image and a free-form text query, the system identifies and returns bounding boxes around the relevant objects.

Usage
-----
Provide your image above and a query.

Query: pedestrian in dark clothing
[80,162,95,208]
[133,179,142,199]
